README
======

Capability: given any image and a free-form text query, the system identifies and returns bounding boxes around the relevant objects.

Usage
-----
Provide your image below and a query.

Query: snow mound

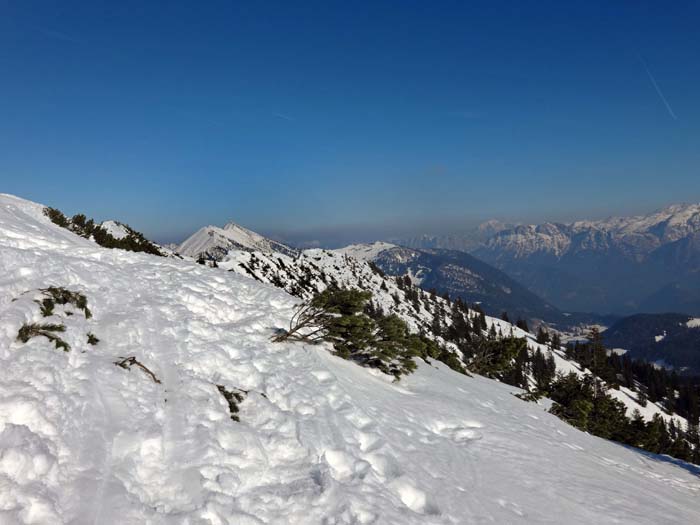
[687,318,700,328]
[100,220,130,240]
[1,194,700,524]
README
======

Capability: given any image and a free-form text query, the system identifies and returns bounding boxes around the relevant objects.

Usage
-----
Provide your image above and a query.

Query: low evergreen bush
[274,287,457,379]
[17,323,70,352]
[44,207,163,256]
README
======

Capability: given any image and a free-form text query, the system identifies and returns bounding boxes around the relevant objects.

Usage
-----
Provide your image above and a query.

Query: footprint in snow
[426,420,484,444]
[311,370,334,384]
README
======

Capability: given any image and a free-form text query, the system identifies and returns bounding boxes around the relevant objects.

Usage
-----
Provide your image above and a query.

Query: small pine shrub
[44,207,70,227]
[17,323,70,352]
[87,332,99,345]
[40,287,92,318]
[216,385,246,421]
[274,287,461,379]
[39,297,55,317]
[43,206,163,256]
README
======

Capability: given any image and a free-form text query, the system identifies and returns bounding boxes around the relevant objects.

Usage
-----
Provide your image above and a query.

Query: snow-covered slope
[178,221,298,260]
[220,246,677,426]
[2,194,700,524]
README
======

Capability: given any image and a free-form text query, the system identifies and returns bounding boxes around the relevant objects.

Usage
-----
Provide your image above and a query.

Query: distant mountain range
[404,204,700,316]
[398,220,514,252]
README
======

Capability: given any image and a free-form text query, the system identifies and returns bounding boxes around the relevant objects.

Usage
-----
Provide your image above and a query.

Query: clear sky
[1,1,699,244]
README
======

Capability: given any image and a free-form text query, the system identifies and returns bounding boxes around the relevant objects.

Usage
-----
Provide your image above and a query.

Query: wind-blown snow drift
[0,193,699,524]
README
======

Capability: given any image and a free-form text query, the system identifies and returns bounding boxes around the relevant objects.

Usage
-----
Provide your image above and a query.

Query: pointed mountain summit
[178,221,299,260]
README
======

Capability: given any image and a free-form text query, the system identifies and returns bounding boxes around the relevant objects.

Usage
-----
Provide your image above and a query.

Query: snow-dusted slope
[2,194,700,524]
[178,222,298,260]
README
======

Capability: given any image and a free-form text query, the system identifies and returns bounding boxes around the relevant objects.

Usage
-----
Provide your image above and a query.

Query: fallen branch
[114,356,161,384]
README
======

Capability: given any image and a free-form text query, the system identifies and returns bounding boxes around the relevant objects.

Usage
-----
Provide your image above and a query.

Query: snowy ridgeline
[1,193,700,524]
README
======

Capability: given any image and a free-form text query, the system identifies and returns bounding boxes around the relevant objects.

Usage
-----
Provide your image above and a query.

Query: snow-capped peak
[177,220,298,260]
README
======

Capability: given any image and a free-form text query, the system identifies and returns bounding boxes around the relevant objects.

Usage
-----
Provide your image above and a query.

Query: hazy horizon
[145,197,694,247]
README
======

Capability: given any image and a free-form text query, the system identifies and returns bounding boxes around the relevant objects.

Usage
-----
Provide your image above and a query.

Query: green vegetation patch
[44,207,163,256]
[17,323,70,352]
[38,286,92,319]
[217,385,246,422]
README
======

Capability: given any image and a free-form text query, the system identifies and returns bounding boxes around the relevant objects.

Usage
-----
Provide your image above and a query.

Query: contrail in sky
[638,55,678,120]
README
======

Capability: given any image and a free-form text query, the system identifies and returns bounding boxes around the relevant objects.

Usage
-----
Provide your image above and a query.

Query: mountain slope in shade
[178,221,298,260]
[338,242,572,327]
[2,194,699,524]
[603,313,700,373]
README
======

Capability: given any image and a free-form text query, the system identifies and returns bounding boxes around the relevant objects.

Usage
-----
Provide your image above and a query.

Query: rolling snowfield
[1,194,700,524]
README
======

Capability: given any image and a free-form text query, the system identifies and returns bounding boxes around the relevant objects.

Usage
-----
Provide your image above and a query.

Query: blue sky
[1,1,699,243]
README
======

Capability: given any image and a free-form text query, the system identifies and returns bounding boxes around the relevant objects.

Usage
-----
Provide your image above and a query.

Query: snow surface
[336,242,397,261]
[1,194,700,524]
[100,220,130,240]
[609,348,628,356]
[687,318,700,328]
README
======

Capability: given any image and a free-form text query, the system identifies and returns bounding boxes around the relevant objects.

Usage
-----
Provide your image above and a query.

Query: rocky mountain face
[470,204,700,315]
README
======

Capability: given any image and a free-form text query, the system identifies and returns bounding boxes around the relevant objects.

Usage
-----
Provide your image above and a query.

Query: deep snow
[1,194,700,524]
